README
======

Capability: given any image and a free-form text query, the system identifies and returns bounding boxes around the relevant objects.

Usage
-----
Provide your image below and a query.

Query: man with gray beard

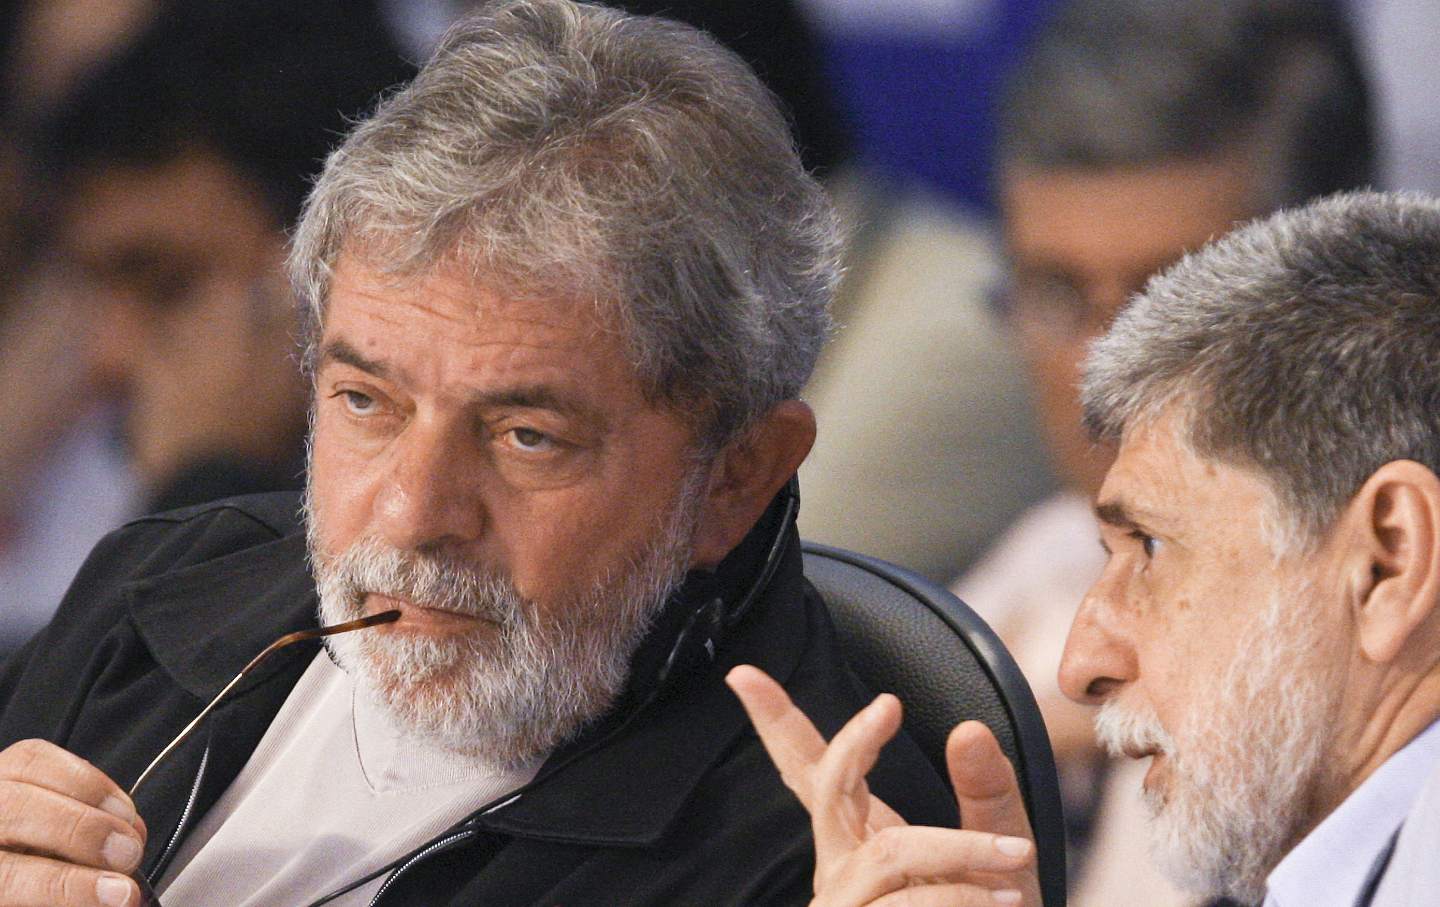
[0,2,955,905]
[731,190,1440,907]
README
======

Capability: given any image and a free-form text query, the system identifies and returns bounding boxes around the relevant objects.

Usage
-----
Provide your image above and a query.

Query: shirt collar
[1264,719,1440,907]
[126,530,319,702]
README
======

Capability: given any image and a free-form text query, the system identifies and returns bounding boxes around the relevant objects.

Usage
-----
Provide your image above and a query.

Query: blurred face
[1000,158,1256,496]
[1058,408,1349,901]
[56,149,308,488]
[306,255,710,763]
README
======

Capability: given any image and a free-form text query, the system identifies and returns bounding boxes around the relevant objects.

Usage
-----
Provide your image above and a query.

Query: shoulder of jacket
[123,490,303,536]
[96,491,305,581]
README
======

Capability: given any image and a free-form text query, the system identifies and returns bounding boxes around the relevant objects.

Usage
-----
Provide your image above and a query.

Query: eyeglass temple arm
[128,610,401,797]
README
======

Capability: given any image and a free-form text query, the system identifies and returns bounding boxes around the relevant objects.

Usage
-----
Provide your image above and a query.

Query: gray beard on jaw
[303,472,703,771]
[1093,583,1340,905]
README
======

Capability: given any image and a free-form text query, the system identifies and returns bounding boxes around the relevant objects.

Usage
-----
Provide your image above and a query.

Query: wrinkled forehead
[323,248,623,341]
[1102,404,1290,545]
[304,240,624,354]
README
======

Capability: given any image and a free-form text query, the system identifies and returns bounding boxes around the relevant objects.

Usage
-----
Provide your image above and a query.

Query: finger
[820,879,1026,907]
[809,693,903,860]
[726,665,829,804]
[0,782,146,875]
[946,722,1034,841]
[816,825,1033,906]
[0,741,141,833]
[0,850,140,907]
[863,884,1026,907]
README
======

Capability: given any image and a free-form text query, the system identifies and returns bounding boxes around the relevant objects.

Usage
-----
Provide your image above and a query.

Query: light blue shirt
[1263,719,1440,907]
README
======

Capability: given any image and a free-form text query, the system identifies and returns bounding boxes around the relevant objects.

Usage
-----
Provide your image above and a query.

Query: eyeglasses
[129,609,401,906]
[992,273,1122,343]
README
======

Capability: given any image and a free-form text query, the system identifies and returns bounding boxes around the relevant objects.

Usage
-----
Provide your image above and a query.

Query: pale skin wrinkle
[1063,409,1303,731]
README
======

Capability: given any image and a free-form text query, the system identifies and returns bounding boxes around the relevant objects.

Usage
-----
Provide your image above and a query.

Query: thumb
[946,721,1034,841]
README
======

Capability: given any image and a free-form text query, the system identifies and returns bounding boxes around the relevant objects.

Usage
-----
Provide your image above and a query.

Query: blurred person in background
[0,0,414,654]
[952,0,1372,903]
[0,0,163,656]
[39,0,414,511]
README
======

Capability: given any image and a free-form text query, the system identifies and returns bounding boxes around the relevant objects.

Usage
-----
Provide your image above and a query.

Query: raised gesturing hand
[727,665,1041,907]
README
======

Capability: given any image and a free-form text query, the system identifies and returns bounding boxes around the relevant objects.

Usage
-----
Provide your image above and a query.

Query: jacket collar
[124,532,319,702]
[120,494,809,850]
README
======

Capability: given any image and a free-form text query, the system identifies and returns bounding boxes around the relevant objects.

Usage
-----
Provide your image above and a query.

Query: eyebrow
[316,338,588,417]
[316,338,391,380]
[469,385,585,416]
[1094,500,1145,531]
[1094,499,1178,537]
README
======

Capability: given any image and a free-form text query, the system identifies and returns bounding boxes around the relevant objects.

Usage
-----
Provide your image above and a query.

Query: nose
[372,417,486,552]
[1058,578,1137,706]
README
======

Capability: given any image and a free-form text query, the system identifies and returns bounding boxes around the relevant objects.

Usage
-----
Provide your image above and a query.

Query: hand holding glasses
[0,610,399,907]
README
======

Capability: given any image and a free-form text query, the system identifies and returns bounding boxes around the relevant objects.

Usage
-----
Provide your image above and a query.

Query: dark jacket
[0,492,954,905]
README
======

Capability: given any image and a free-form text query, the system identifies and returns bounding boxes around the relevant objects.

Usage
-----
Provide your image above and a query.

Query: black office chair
[802,541,1067,907]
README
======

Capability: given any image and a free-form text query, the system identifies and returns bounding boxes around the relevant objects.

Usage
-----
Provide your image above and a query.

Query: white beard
[1094,584,1340,904]
[306,472,702,770]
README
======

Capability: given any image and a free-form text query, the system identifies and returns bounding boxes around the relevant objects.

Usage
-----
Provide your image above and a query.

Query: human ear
[689,400,816,568]
[1344,460,1440,665]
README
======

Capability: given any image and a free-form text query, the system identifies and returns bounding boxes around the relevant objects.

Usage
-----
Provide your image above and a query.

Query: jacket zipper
[365,794,520,905]
[146,744,211,884]
[366,829,477,906]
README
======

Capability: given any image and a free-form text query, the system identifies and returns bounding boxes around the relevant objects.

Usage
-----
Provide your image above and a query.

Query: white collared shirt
[157,652,540,906]
[1263,719,1440,907]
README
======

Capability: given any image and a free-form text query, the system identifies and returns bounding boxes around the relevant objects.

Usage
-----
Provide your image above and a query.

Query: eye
[339,390,378,416]
[1131,530,1160,559]
[506,426,554,452]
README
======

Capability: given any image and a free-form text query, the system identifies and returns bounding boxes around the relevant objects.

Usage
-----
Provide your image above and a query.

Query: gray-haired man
[961,2,1372,900]
[0,2,952,904]
[734,190,1440,907]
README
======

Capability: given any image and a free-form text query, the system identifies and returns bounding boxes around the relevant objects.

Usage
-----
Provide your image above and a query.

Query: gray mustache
[330,538,524,624]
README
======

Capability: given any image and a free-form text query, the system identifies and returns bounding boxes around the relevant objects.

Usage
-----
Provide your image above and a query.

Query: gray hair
[289,0,840,447]
[999,0,1372,210]
[1083,191,1440,552]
